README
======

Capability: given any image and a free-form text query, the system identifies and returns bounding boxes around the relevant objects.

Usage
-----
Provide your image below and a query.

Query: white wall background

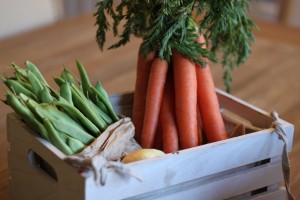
[62,0,97,18]
[0,0,63,40]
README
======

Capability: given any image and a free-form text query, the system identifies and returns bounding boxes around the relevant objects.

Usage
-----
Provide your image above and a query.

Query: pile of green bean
[2,61,119,155]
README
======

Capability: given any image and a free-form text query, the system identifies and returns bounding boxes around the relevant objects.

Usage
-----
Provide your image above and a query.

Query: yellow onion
[122,149,165,164]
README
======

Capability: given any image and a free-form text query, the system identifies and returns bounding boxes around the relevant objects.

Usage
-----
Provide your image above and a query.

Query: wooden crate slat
[83,126,292,199]
[250,187,286,200]
[140,162,283,200]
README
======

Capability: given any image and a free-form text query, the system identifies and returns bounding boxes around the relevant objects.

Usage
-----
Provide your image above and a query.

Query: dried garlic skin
[122,149,165,164]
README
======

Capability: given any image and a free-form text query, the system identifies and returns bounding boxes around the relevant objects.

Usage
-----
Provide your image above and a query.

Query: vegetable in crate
[94,1,257,151]
[2,61,119,155]
[122,149,165,164]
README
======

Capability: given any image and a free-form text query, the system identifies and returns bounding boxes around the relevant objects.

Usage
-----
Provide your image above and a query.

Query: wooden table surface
[1,13,300,200]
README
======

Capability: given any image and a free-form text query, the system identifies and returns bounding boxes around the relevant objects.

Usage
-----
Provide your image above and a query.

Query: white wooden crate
[7,89,294,200]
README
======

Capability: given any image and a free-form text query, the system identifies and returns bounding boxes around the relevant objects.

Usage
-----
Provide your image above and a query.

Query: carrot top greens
[94,0,257,92]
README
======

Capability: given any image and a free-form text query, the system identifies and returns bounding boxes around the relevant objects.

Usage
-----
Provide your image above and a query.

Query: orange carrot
[196,106,203,145]
[153,121,163,150]
[172,50,198,149]
[159,71,179,153]
[141,58,168,148]
[196,35,228,142]
[132,47,156,143]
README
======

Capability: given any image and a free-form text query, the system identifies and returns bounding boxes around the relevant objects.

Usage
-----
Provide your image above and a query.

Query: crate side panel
[216,89,274,128]
[145,162,283,200]
[109,92,134,106]
[84,128,291,199]
[9,165,58,200]
[7,114,86,200]
[109,93,133,117]
[85,161,283,199]
[8,146,59,200]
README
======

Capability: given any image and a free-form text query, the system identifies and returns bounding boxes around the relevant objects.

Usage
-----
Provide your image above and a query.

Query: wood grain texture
[0,12,300,200]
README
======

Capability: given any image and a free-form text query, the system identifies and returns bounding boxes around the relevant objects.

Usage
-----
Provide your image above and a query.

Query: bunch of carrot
[132,35,228,153]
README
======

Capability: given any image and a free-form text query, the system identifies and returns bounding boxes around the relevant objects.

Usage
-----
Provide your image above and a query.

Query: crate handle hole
[251,186,268,196]
[255,158,271,166]
[28,150,58,182]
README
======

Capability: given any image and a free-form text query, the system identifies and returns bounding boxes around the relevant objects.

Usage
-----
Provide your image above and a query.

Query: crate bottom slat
[250,187,286,200]
[124,159,283,200]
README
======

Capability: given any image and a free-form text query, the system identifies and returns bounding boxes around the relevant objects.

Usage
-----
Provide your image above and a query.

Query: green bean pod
[88,86,119,122]
[43,118,74,155]
[94,95,109,114]
[50,118,94,145]
[61,68,77,85]
[71,84,108,132]
[44,84,60,100]
[65,135,86,154]
[54,101,100,136]
[21,93,92,145]
[3,78,38,101]
[38,86,53,103]
[20,94,58,125]
[76,60,91,95]
[13,74,33,91]
[25,61,49,86]
[88,99,113,125]
[95,80,109,100]
[19,93,86,132]
[6,91,49,141]
[59,82,73,105]
[11,63,28,82]
[40,104,88,131]
[54,77,65,87]
[88,87,109,114]
[27,70,43,96]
